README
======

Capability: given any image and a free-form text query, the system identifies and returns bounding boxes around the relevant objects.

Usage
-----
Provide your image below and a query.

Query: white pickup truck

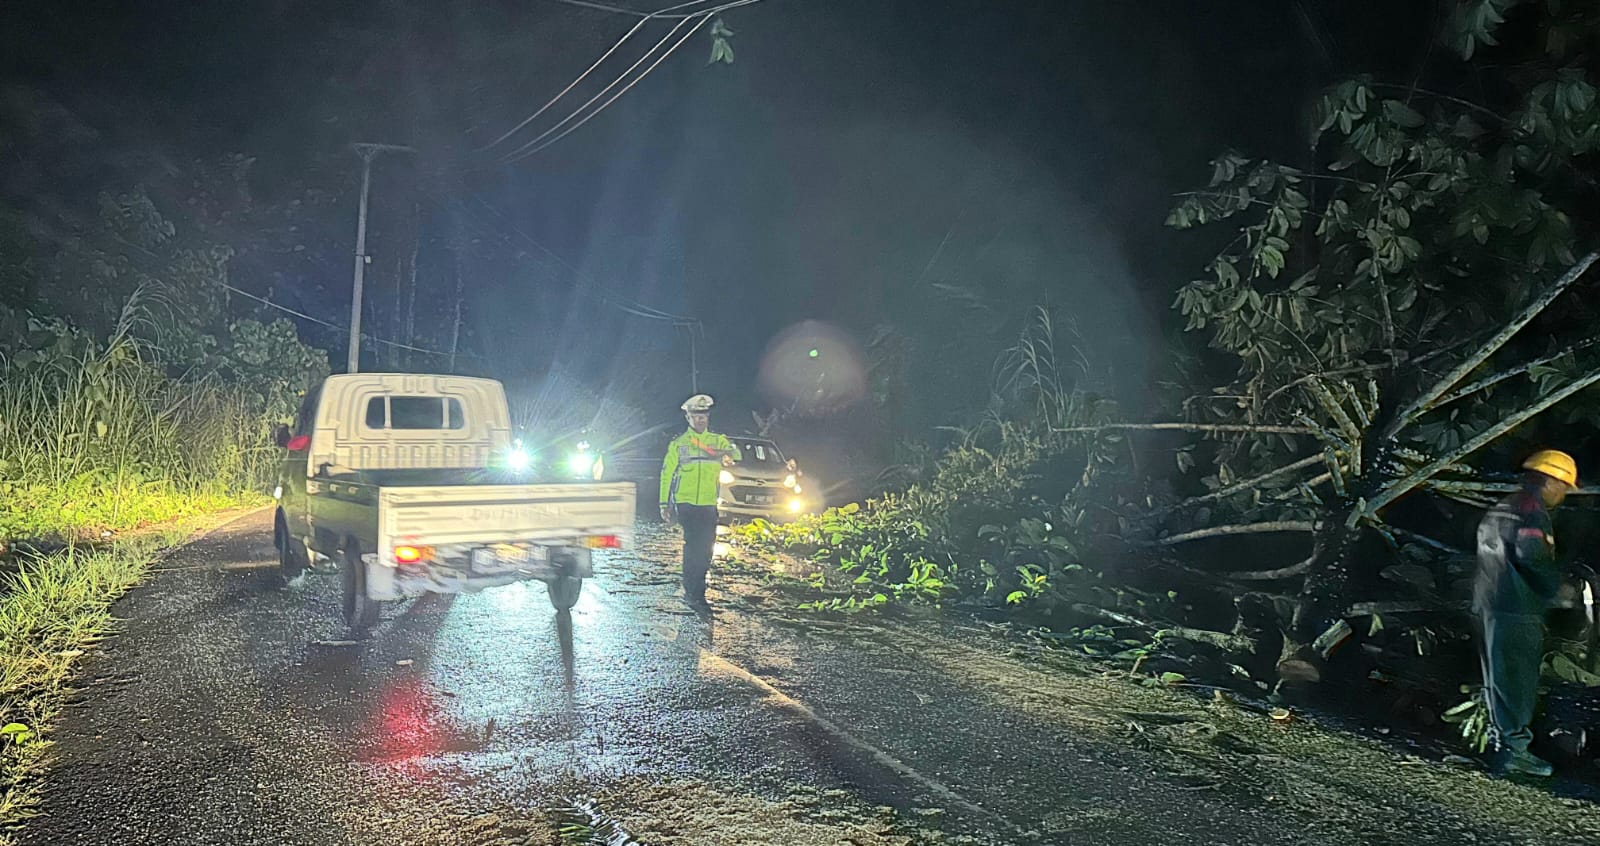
[272,373,636,628]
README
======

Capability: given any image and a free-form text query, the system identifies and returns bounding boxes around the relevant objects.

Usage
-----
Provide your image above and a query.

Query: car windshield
[734,440,786,468]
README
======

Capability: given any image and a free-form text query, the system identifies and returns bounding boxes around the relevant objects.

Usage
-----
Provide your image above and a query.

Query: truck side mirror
[273,424,292,449]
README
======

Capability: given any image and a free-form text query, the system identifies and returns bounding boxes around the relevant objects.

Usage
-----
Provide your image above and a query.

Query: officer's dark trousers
[1477,611,1545,754]
[677,504,718,602]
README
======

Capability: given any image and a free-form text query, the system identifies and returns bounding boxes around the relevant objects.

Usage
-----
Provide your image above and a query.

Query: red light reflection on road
[366,670,474,771]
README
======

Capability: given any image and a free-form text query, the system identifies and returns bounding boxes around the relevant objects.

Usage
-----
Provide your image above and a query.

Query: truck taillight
[582,535,622,549]
[393,545,431,564]
[286,434,310,451]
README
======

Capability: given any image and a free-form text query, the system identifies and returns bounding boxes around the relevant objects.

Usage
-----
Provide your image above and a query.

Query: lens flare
[757,320,867,415]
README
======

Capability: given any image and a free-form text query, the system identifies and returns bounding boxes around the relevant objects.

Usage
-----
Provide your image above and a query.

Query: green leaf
[1383,100,1425,129]
[1005,590,1027,605]
[1548,652,1600,686]
[1159,672,1186,685]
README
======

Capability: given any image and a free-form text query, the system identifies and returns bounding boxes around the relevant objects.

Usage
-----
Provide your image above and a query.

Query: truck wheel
[340,545,381,630]
[275,513,309,583]
[547,576,583,612]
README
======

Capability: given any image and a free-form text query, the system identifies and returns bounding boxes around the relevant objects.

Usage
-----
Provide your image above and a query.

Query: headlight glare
[567,452,595,477]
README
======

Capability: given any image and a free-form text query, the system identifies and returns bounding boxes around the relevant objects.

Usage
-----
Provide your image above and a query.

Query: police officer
[1474,449,1578,776]
[660,394,741,607]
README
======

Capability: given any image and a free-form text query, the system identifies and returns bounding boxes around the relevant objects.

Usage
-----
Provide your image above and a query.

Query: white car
[716,436,818,523]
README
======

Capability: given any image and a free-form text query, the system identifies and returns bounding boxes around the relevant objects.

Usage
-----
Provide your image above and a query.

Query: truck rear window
[364,396,466,430]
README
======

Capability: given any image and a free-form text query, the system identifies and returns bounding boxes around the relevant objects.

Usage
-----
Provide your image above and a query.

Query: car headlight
[783,473,797,488]
[787,497,805,514]
[567,452,595,478]
[507,447,531,471]
[718,469,735,485]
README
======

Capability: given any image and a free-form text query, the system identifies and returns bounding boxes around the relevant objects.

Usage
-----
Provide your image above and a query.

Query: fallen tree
[734,5,1600,747]
[1139,2,1600,682]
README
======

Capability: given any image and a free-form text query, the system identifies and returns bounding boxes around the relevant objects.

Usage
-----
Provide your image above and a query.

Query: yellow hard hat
[1522,449,1578,487]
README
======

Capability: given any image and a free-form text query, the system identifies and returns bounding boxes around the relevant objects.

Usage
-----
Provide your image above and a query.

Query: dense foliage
[0,185,328,541]
[737,3,1600,709]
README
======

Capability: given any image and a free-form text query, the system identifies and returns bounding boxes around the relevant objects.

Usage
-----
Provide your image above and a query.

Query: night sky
[1,0,1436,460]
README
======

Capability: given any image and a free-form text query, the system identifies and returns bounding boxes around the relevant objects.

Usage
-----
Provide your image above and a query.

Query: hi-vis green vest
[661,429,741,507]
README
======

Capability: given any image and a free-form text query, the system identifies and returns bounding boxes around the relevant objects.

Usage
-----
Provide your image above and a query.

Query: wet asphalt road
[19,509,1600,845]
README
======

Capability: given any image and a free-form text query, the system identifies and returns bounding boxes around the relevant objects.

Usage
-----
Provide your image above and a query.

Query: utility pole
[684,321,700,393]
[346,142,414,374]
[447,214,466,373]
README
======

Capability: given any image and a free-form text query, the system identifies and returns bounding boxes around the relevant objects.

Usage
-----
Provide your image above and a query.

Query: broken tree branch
[1271,471,1333,500]
[1069,604,1256,653]
[1261,344,1461,407]
[1155,521,1316,546]
[1428,335,1600,412]
[1345,599,1468,617]
[1383,526,1466,556]
[1226,557,1315,580]
[1387,250,1599,437]
[1430,488,1498,510]
[1309,378,1362,445]
[1428,480,1600,496]
[1148,454,1327,518]
[1364,364,1600,517]
[1051,422,1314,436]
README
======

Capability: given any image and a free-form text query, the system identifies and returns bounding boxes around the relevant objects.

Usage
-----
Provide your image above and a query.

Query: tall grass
[0,321,273,542]
[0,304,283,832]
[0,522,205,828]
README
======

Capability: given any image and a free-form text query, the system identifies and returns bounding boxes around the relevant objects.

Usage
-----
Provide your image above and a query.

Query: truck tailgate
[379,482,636,547]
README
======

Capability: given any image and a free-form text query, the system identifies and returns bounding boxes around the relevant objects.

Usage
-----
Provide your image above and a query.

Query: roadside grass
[0,323,280,546]
[0,511,249,832]
[0,480,247,546]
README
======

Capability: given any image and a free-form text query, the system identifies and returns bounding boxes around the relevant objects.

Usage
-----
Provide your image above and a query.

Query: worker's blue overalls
[1474,486,1562,757]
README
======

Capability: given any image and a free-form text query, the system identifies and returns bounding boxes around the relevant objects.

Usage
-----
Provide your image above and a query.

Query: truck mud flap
[550,548,594,580]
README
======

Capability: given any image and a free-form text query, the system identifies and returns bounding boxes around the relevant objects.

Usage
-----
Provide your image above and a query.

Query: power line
[481,0,732,155]
[456,195,698,325]
[222,282,478,359]
[466,198,695,323]
[494,0,764,164]
[545,0,761,20]
[495,15,699,164]
[223,283,340,330]
[501,13,712,165]
[476,13,653,153]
